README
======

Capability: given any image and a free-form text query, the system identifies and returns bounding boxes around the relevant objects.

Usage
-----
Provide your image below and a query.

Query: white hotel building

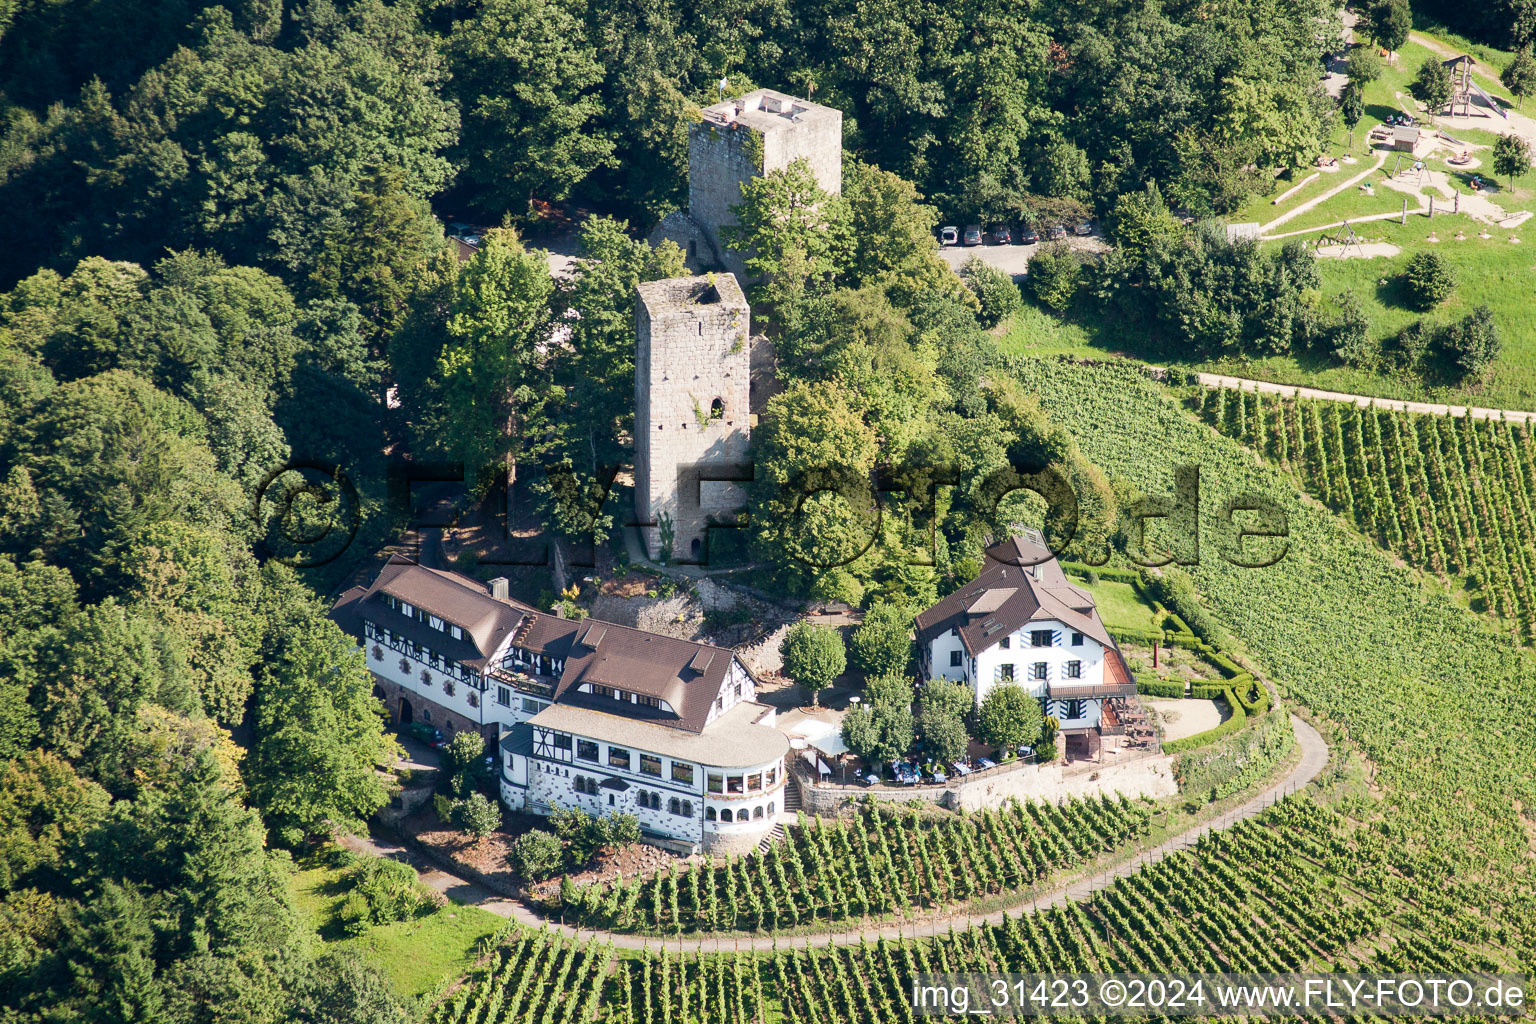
[914,531,1137,755]
[333,557,787,852]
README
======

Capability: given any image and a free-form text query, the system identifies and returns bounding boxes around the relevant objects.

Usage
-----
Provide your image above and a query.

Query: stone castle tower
[633,274,751,562]
[653,89,843,279]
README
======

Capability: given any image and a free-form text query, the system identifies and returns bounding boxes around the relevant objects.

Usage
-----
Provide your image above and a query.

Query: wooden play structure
[1444,56,1508,119]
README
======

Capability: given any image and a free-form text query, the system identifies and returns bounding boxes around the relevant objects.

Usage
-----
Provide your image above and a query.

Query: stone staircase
[754,822,786,855]
[783,775,803,812]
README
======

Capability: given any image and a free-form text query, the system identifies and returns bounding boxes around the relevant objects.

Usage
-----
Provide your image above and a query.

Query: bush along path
[345,715,1328,952]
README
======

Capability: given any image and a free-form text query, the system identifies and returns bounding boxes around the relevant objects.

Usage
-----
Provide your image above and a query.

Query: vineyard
[1194,385,1536,642]
[427,931,610,1024]
[424,360,1536,1024]
[560,797,1152,934]
[430,799,1509,1024]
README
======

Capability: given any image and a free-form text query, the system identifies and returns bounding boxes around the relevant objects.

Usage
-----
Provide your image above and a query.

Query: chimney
[488,577,509,601]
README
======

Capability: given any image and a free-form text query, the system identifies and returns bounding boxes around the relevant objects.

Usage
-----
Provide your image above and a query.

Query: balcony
[489,667,556,700]
[1046,680,1137,700]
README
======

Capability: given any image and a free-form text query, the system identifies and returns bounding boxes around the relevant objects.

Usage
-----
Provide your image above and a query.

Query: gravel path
[1193,372,1536,423]
[342,716,1329,951]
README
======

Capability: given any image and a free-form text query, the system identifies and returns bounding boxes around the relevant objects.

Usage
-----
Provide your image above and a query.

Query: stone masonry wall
[794,754,1178,818]
[687,123,760,281]
[762,112,842,195]
[635,275,751,561]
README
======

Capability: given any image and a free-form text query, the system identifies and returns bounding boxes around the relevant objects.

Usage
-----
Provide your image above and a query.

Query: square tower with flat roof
[665,89,842,278]
[634,273,751,562]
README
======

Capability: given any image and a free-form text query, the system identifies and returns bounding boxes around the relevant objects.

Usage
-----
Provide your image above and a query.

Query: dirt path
[1193,372,1536,423]
[1260,151,1388,234]
[344,716,1329,951]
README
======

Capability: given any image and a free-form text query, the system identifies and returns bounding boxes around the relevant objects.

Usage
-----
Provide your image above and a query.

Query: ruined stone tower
[653,89,843,279]
[633,274,752,562]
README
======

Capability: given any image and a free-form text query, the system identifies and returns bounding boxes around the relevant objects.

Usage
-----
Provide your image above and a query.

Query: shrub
[347,857,426,927]
[1391,319,1436,370]
[592,812,641,848]
[1325,291,1376,367]
[432,793,454,823]
[508,829,563,882]
[960,255,1021,327]
[1437,305,1501,382]
[1400,251,1455,309]
[1082,568,1100,586]
[336,891,373,937]
[1145,568,1219,644]
[453,792,502,838]
[1026,243,1081,311]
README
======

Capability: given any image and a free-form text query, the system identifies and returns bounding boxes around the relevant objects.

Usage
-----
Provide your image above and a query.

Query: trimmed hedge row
[1060,562,1142,584]
[1163,693,1249,753]
[1136,675,1185,699]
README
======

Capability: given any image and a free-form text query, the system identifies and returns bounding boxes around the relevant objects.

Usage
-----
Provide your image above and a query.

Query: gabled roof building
[333,557,787,852]
[914,530,1136,738]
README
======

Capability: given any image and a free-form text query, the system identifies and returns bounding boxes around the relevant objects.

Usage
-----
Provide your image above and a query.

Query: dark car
[1074,220,1094,236]
[1017,223,1040,245]
[406,722,447,749]
[991,224,1012,245]
[1045,224,1068,241]
[963,224,983,246]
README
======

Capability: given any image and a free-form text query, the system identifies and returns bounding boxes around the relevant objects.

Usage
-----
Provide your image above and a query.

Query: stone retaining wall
[794,754,1177,817]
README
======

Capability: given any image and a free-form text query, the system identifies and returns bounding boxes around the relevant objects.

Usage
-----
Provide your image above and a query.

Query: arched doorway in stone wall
[399,698,414,725]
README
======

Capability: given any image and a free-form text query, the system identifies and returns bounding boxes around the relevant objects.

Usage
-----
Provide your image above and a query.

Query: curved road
[348,715,1329,951]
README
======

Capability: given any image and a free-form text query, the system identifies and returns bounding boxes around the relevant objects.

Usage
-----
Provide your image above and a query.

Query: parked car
[963,224,983,246]
[406,722,447,749]
[1074,220,1094,236]
[940,225,959,246]
[991,224,1012,245]
[1016,223,1040,245]
[1045,224,1068,241]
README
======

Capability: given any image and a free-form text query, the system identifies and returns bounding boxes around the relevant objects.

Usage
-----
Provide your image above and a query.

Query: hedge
[1163,693,1249,753]
[1061,562,1143,584]
[1161,611,1193,635]
[1136,675,1185,698]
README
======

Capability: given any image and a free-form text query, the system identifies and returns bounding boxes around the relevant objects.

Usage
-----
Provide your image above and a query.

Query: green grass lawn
[999,27,1536,410]
[1074,578,1161,633]
[996,301,1102,358]
[290,848,503,1003]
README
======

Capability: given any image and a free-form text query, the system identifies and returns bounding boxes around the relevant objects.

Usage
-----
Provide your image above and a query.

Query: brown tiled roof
[332,557,742,733]
[914,534,1120,660]
[553,625,738,734]
[331,556,550,670]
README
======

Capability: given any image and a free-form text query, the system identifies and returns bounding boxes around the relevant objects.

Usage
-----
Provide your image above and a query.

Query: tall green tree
[449,0,614,217]
[779,621,847,704]
[245,610,391,847]
[976,684,1043,751]
[1503,46,1536,106]
[1493,131,1532,192]
[421,230,556,490]
[724,158,852,328]
[536,218,685,545]
[1410,56,1453,115]
[848,601,913,677]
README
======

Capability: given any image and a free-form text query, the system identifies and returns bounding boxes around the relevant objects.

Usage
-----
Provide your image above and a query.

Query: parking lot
[937,230,1109,281]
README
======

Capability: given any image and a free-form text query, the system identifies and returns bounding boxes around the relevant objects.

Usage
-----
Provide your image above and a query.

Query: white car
[940,225,959,246]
